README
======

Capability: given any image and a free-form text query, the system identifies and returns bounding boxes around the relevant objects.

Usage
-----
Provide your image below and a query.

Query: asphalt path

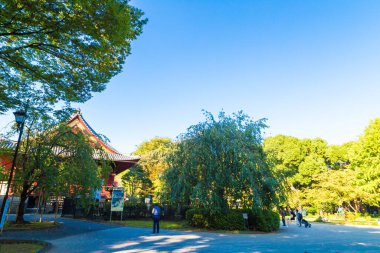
[2,215,380,253]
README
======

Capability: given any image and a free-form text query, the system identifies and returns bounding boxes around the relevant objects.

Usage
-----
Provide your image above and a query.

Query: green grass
[109,219,263,234]
[307,215,380,226]
[4,221,58,231]
[0,243,43,253]
[111,219,192,230]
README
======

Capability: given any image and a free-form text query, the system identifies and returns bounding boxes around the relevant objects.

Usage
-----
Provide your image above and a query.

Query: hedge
[185,208,280,232]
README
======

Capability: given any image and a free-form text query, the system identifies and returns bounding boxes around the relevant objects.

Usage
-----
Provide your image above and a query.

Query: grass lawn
[307,215,380,226]
[109,219,261,234]
[0,243,44,253]
[111,219,192,230]
[4,221,58,231]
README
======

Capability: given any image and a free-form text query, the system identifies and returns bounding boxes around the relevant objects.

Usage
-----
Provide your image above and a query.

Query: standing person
[152,203,161,234]
[280,207,286,226]
[302,207,307,218]
[290,208,296,224]
[296,208,303,227]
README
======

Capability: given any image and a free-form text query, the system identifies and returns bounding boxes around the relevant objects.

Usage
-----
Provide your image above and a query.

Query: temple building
[67,111,140,198]
[0,110,139,204]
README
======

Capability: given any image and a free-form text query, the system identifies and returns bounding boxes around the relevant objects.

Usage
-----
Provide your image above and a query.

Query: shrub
[185,208,280,232]
[186,208,209,227]
[123,203,149,218]
[192,214,209,227]
[249,209,280,232]
[209,210,245,230]
[306,206,317,215]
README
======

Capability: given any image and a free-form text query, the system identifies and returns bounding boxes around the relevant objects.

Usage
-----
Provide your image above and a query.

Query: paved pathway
[2,215,380,252]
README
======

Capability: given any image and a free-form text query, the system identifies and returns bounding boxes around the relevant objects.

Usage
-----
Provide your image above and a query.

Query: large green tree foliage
[303,169,364,213]
[121,164,152,202]
[162,111,284,213]
[264,134,364,212]
[11,116,111,222]
[0,0,147,114]
[264,135,303,177]
[132,137,173,199]
[264,136,329,188]
[351,118,380,206]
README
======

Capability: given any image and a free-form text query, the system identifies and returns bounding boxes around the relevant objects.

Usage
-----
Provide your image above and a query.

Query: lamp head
[13,110,26,124]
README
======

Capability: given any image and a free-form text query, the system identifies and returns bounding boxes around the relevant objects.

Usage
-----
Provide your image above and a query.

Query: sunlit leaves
[0,0,147,114]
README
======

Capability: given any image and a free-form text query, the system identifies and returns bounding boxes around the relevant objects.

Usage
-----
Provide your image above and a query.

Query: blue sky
[2,0,380,154]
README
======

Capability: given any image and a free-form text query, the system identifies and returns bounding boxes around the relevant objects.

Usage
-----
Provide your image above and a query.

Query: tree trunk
[34,191,43,221]
[39,194,47,222]
[54,194,59,221]
[16,186,28,223]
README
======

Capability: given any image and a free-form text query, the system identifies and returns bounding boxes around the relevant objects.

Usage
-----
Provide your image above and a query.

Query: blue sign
[0,199,10,229]
[111,187,124,212]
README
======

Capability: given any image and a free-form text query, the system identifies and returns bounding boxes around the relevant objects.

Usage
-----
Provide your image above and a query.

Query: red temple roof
[67,111,139,174]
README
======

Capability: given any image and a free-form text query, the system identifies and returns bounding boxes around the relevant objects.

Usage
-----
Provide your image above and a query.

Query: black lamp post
[0,110,27,219]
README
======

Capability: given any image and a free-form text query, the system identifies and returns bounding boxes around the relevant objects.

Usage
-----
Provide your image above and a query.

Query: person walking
[296,208,303,227]
[152,203,161,234]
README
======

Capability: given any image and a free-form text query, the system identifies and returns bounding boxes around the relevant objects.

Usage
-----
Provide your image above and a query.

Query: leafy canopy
[0,0,147,113]
[132,137,173,199]
[162,111,284,213]
[121,164,152,202]
[351,118,380,206]
[8,114,111,222]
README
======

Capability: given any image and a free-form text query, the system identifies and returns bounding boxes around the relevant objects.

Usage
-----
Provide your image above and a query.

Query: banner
[111,187,124,212]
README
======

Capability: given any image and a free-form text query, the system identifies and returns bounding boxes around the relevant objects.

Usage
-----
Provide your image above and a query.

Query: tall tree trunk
[39,193,47,222]
[34,191,43,221]
[16,185,29,223]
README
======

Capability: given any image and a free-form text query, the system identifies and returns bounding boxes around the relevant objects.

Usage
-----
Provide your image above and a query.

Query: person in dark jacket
[152,203,161,234]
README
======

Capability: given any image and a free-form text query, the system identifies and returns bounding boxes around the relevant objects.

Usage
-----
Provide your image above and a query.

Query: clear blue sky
[2,0,380,154]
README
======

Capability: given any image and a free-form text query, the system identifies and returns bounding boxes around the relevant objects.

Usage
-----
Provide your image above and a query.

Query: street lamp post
[0,110,27,219]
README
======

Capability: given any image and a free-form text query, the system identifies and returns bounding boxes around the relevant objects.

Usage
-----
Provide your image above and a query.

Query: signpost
[0,199,10,232]
[242,213,248,229]
[110,187,124,222]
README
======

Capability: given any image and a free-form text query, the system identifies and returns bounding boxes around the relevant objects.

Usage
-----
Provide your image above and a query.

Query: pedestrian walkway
[2,214,380,252]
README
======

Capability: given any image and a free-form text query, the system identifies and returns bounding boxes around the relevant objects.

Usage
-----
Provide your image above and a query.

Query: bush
[102,202,150,220]
[185,208,280,232]
[186,209,209,227]
[123,203,149,218]
[192,214,209,227]
[306,206,317,215]
[249,209,280,232]
[209,210,245,230]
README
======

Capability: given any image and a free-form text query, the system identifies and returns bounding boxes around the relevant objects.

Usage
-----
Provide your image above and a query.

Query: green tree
[0,0,147,114]
[351,118,380,206]
[12,117,111,222]
[162,111,284,213]
[121,165,152,202]
[132,137,173,199]
[264,135,329,207]
[264,135,303,177]
[303,169,364,213]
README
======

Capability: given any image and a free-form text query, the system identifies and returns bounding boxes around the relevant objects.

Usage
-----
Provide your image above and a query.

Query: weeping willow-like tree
[162,111,285,214]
